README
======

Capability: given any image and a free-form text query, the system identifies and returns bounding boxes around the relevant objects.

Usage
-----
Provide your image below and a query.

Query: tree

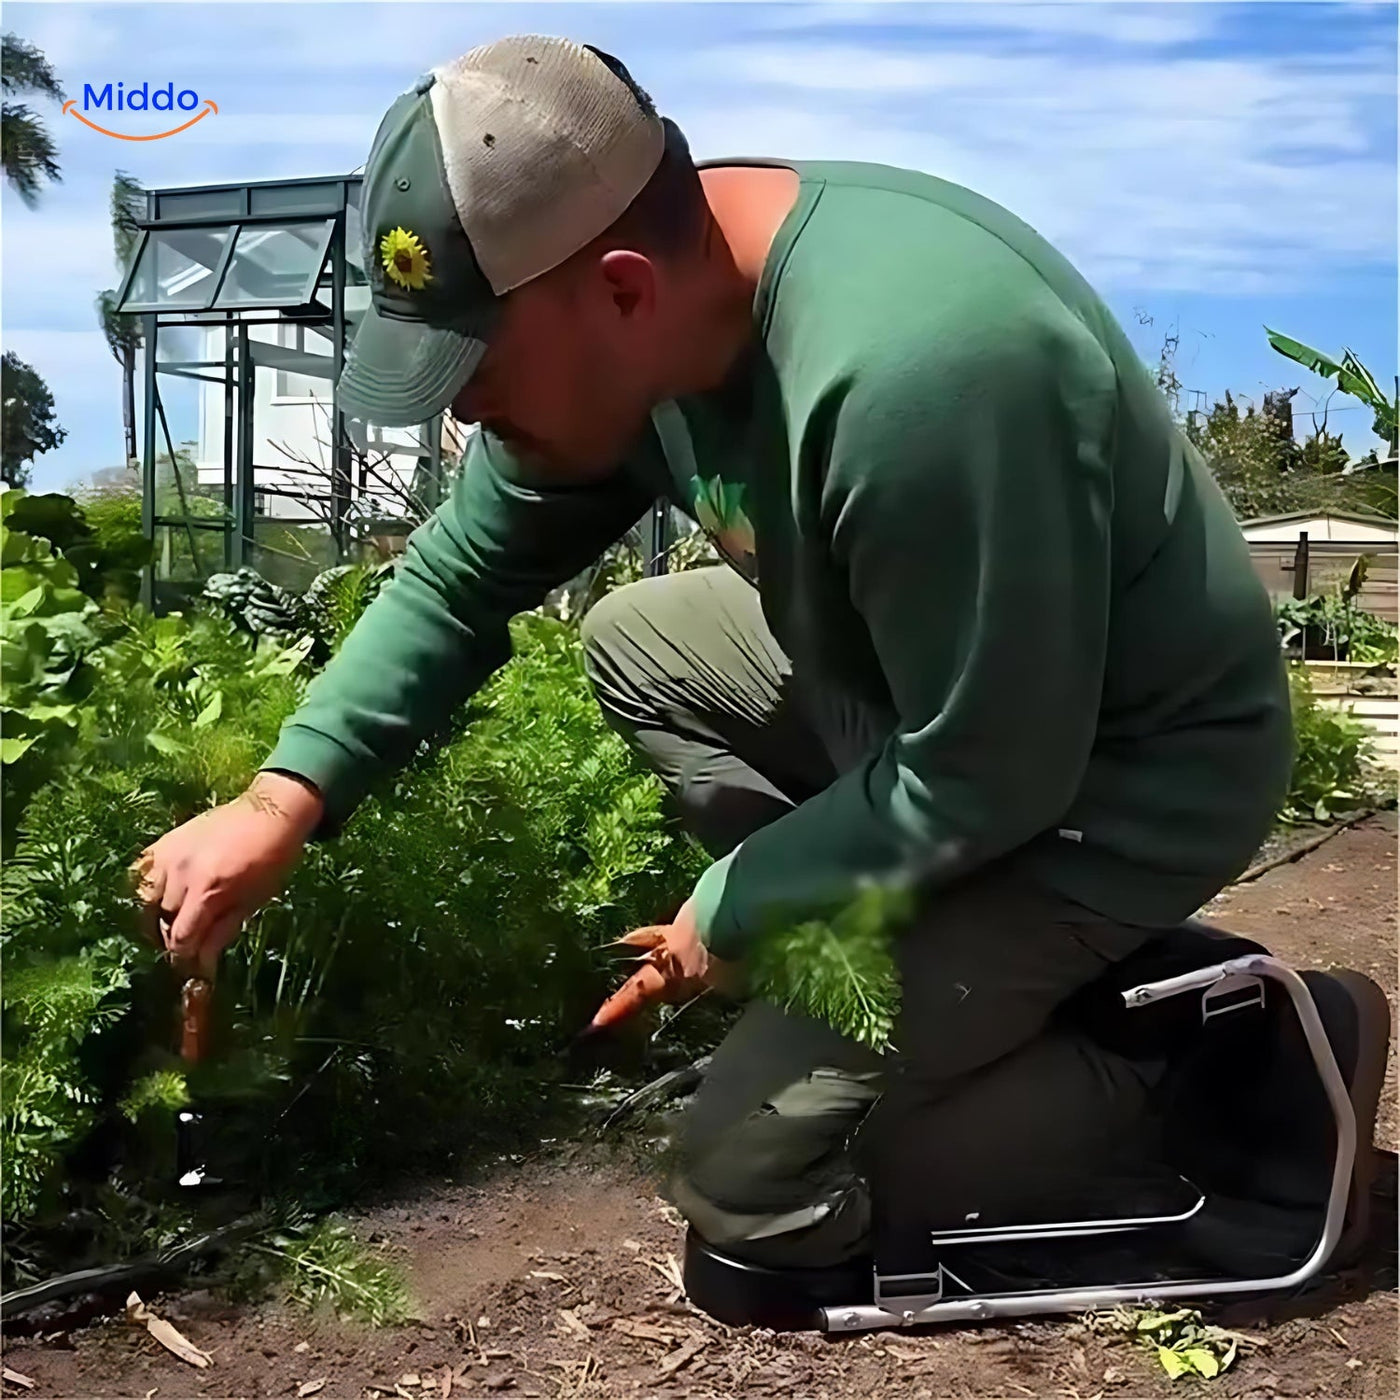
[1,32,64,209]
[95,171,147,471]
[1140,316,1391,521]
[1,351,67,488]
[1186,388,1297,518]
[1183,385,1391,520]
[1266,329,1398,456]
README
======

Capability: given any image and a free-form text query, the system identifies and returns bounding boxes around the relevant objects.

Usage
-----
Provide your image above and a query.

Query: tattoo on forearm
[240,783,286,820]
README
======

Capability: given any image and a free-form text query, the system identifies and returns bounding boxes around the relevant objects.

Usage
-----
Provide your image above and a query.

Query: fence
[1249,537,1398,623]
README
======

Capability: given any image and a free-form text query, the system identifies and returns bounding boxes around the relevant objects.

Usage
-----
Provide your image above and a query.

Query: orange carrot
[179,976,213,1063]
[587,962,670,1033]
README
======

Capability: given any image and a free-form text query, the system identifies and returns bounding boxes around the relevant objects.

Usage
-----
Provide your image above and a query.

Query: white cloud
[924,1,1219,45]
[746,1,1222,45]
[676,32,1395,294]
[173,113,376,148]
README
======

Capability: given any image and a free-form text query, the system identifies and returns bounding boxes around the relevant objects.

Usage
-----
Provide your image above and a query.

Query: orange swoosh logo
[62,98,218,140]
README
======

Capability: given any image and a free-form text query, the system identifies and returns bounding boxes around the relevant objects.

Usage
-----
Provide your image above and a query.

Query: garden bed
[4,815,1395,1400]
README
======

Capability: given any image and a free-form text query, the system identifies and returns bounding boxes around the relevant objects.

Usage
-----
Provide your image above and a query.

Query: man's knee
[669,1071,880,1264]
[676,1065,882,1215]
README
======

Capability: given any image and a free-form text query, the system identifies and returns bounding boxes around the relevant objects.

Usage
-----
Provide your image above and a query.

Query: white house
[1240,510,1398,548]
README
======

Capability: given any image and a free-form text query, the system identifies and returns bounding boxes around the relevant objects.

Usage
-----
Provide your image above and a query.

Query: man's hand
[131,771,323,976]
[586,900,737,1035]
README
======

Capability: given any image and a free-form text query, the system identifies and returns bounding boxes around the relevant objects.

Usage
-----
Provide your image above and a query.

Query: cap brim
[337,303,487,427]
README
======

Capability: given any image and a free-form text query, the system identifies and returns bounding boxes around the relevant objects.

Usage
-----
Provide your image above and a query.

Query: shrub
[9,487,151,606]
[1276,594,1399,666]
[1281,663,1380,824]
[2,598,705,1272]
[0,489,106,852]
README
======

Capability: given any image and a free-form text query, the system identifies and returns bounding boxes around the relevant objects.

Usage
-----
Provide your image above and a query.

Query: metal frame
[821,955,1357,1332]
[115,224,240,315]
[210,216,336,312]
[118,173,449,608]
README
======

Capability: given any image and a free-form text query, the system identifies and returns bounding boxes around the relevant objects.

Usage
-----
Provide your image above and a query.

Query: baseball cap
[338,35,667,427]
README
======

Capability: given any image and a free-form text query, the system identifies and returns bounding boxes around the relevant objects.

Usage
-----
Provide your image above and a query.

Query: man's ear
[597,248,657,321]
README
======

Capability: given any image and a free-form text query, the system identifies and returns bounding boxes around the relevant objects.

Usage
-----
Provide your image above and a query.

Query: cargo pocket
[681,1064,883,1219]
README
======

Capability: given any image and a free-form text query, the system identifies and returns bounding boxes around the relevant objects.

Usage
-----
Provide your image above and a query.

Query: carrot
[179,976,214,1063]
[586,962,670,1033]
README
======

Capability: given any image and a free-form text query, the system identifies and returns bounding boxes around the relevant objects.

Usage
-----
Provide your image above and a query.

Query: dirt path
[4,817,1395,1400]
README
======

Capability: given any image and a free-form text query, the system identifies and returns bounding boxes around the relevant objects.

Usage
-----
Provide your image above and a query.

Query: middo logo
[63,81,219,141]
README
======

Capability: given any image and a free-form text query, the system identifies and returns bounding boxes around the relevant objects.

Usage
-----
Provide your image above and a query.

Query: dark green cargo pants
[581,566,1162,1267]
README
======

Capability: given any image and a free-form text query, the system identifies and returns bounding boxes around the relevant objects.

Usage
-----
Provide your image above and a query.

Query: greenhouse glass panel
[213,219,334,308]
[119,226,235,312]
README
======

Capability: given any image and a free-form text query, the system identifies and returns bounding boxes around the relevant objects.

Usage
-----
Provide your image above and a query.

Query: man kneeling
[133,36,1382,1285]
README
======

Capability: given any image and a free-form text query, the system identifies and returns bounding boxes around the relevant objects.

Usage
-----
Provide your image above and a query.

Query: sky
[3,0,1396,493]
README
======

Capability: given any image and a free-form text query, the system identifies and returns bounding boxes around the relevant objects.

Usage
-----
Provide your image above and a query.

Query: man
[137,36,1298,1268]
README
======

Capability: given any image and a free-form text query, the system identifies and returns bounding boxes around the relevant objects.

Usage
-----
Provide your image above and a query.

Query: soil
[4,815,1396,1400]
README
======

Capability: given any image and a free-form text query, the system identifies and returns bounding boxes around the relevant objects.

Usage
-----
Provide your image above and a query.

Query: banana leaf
[1266,328,1397,445]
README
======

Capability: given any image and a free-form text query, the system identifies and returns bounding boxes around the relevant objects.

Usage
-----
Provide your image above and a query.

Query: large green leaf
[1266,327,1346,381]
[1341,350,1384,405]
[1266,328,1396,439]
[1156,1346,1191,1379]
[0,733,41,764]
[1182,1346,1222,1378]
[2,578,47,615]
[194,689,224,728]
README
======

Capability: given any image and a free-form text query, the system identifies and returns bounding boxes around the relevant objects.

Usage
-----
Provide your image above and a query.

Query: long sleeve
[687,300,1121,960]
[262,430,653,831]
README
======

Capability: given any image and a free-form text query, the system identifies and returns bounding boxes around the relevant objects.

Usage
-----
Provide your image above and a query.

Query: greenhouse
[112,172,458,607]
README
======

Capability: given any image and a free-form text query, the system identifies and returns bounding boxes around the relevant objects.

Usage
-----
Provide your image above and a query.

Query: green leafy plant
[1091,1305,1245,1381]
[5,489,151,606]
[241,1217,413,1326]
[1277,593,1398,665]
[748,884,912,1051]
[118,1068,190,1122]
[1,488,105,849]
[1,602,705,1282]
[303,560,394,652]
[203,566,314,642]
[1,943,136,1222]
[1275,556,1398,665]
[1282,663,1377,824]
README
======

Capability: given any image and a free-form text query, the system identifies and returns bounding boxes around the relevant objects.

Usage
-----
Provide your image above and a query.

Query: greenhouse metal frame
[114,171,447,608]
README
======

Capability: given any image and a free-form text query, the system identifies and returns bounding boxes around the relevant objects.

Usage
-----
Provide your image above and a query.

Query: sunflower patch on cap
[380,227,433,291]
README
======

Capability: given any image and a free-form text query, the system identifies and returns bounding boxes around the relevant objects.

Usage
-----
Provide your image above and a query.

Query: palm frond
[1,102,61,206]
[2,33,65,101]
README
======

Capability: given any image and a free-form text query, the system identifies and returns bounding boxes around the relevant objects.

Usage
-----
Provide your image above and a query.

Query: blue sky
[4,0,1396,492]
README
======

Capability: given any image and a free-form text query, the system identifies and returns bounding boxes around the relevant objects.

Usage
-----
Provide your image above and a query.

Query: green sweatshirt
[264,159,1293,961]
